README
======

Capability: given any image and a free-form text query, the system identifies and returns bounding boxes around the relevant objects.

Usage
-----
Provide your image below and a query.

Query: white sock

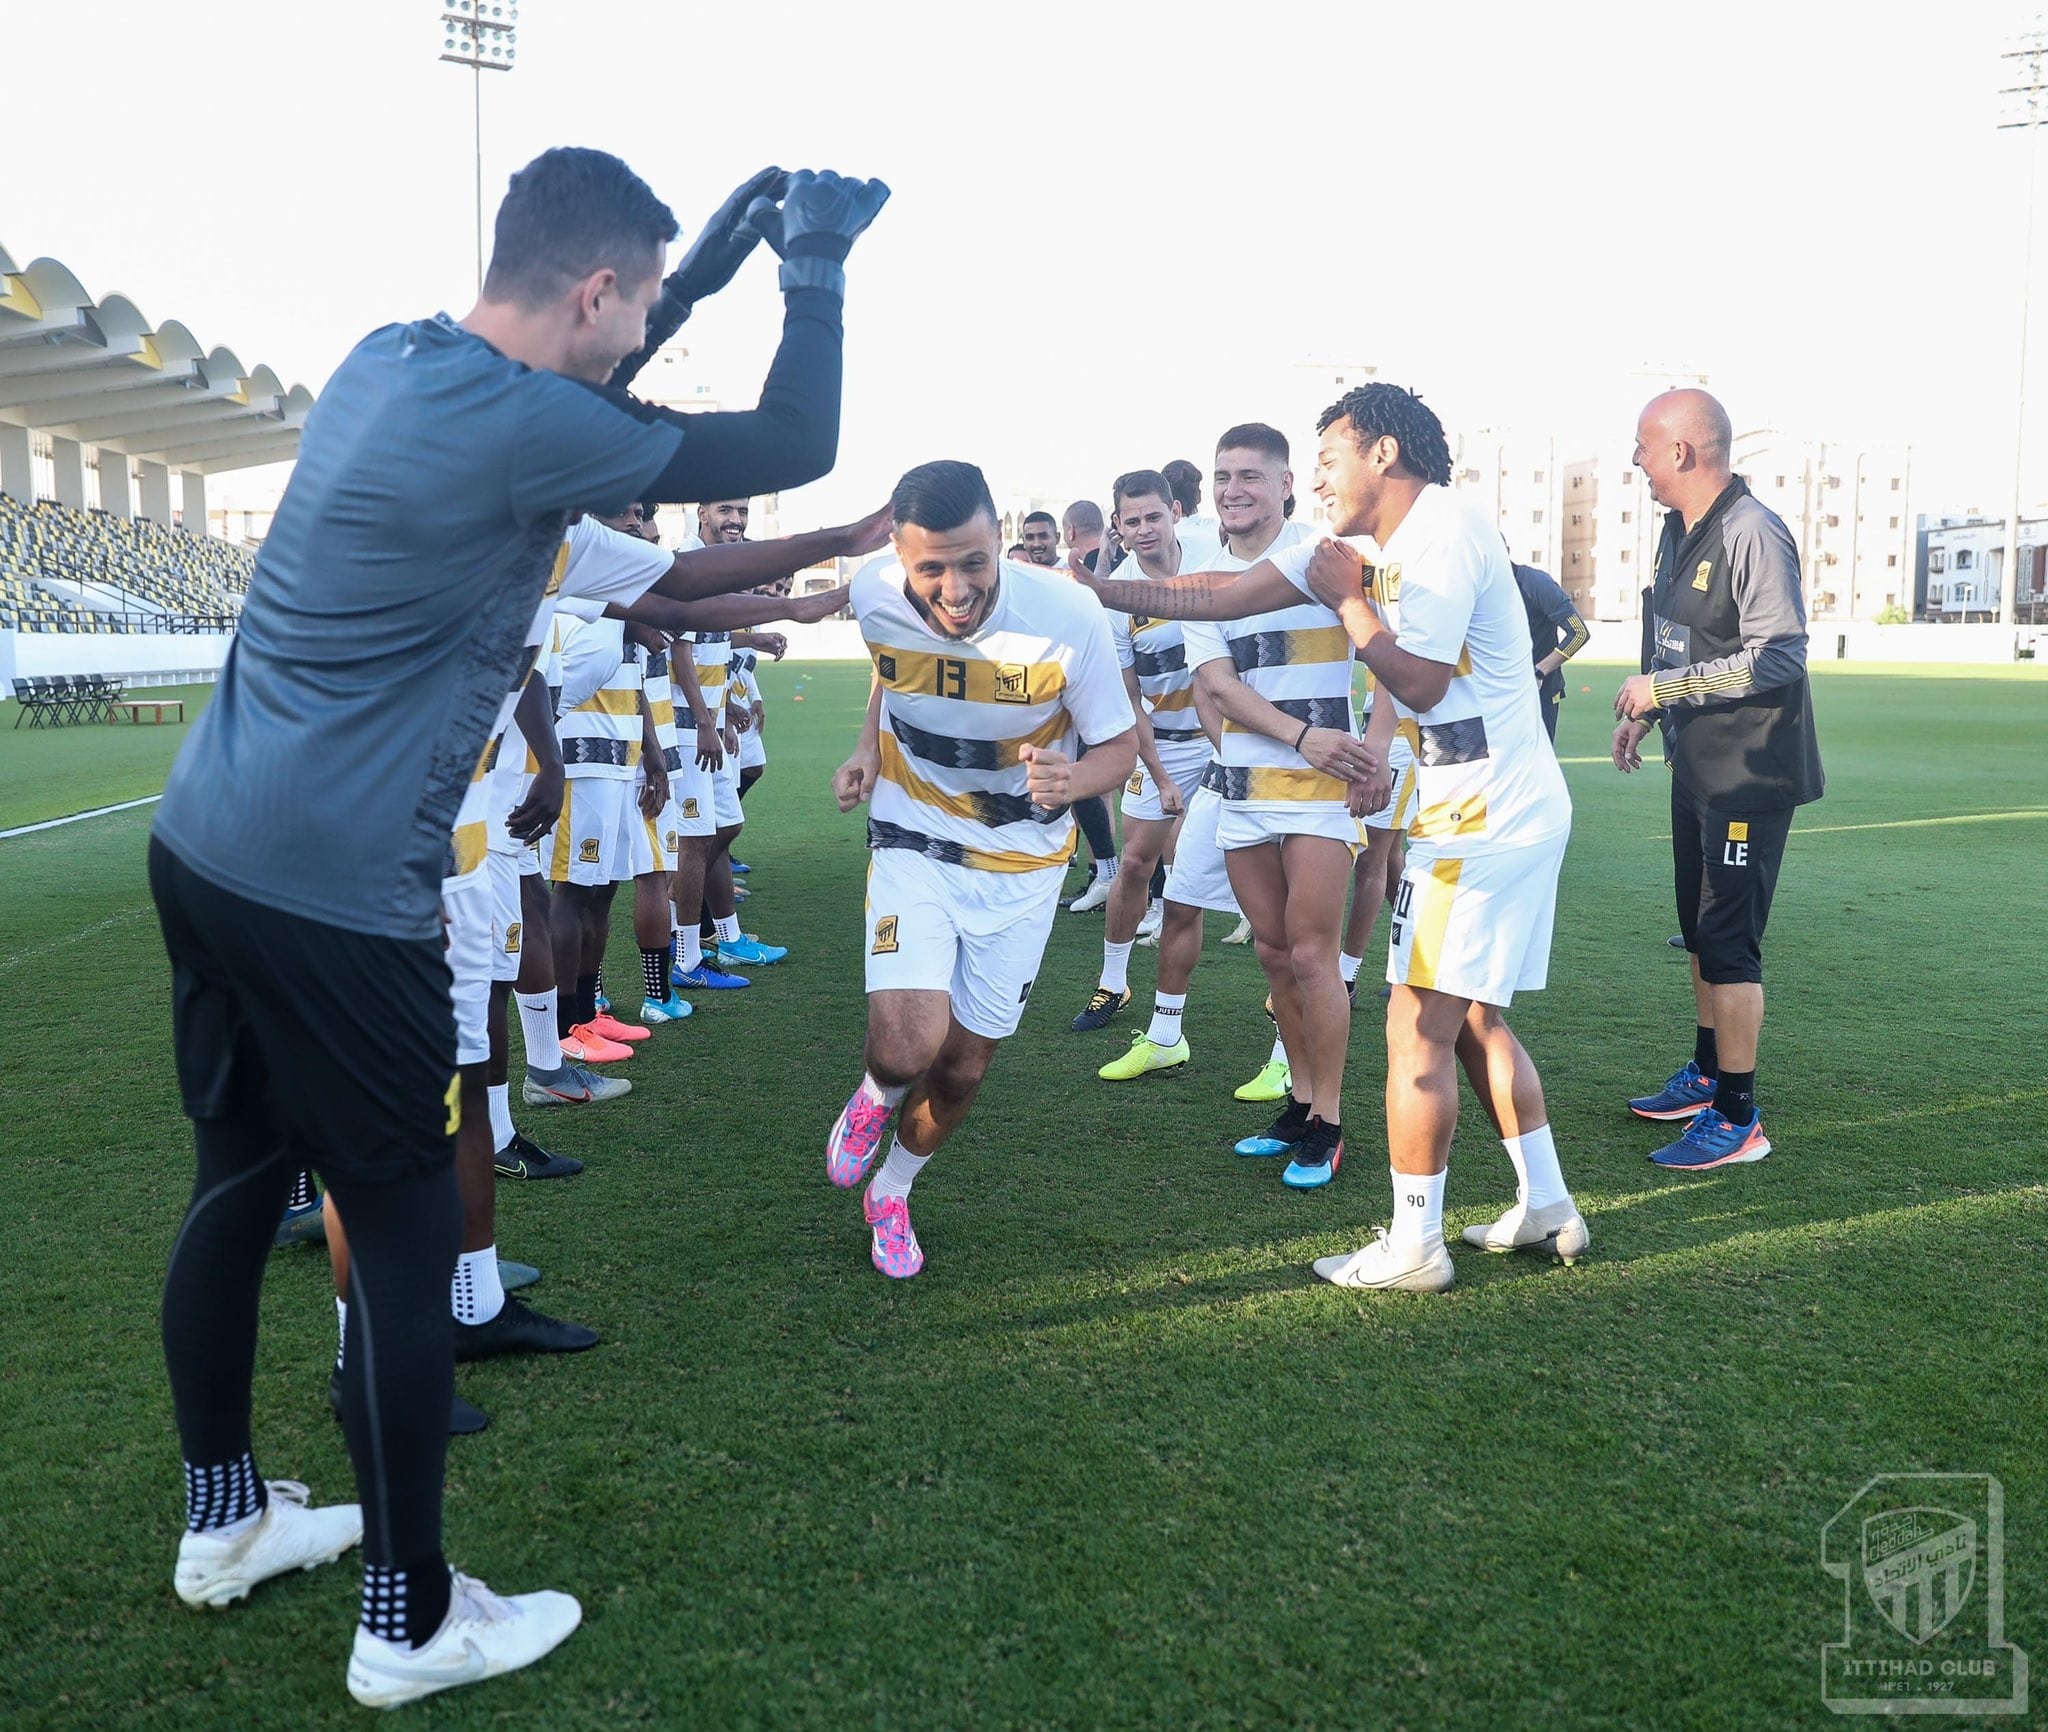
[1146,992,1187,1047]
[1504,1123,1569,1209]
[713,914,741,944]
[863,1072,908,1110]
[1269,1034,1288,1068]
[334,1297,346,1371]
[486,1083,514,1152]
[870,1135,930,1201]
[680,925,703,972]
[1389,1168,1446,1248]
[1146,897,1164,922]
[452,1245,505,1326]
[1339,951,1363,984]
[1100,940,1134,994]
[516,990,563,1072]
[1096,856,1119,881]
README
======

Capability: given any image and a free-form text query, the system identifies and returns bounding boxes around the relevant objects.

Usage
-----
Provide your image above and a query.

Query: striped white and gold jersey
[1364,484,1569,855]
[686,629,733,729]
[554,614,640,781]
[453,515,669,877]
[1108,537,1218,748]
[852,554,1135,874]
[641,641,682,772]
[1180,519,1357,815]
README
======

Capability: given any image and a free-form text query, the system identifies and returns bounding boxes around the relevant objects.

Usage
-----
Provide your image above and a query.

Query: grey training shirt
[153,315,682,941]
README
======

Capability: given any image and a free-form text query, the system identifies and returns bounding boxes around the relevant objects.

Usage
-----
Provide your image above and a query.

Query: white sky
[4,0,2041,526]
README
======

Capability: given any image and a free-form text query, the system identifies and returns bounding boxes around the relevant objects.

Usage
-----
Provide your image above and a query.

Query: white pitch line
[0,793,161,840]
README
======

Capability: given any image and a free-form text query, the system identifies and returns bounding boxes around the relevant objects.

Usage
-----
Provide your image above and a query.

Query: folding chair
[11,678,51,729]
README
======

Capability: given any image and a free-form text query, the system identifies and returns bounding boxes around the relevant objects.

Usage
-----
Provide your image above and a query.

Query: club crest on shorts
[1727,820,1749,841]
[503,921,521,954]
[993,663,1030,704]
[1693,560,1714,590]
[578,838,601,864]
[1127,772,1144,795]
[682,797,699,819]
[664,831,679,852]
[872,914,899,955]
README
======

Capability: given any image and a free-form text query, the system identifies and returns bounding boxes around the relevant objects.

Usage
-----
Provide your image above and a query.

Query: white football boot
[1312,1230,1456,1293]
[174,1481,362,1609]
[1460,1197,1590,1264]
[346,1571,582,1708]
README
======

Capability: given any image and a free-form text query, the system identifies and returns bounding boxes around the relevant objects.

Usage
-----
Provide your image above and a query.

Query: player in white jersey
[1070,469,1219,1036]
[825,461,1137,1278]
[1080,460,1381,1191]
[1290,384,1587,1292]
[1095,426,1322,1103]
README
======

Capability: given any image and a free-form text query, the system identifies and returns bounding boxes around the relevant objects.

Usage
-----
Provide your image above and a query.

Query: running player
[1291,383,1586,1291]
[825,461,1137,1277]
[1072,469,1217,1035]
[1077,456,1379,1188]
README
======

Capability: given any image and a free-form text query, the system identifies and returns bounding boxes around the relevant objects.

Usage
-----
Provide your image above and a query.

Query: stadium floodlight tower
[439,0,520,297]
[1998,16,2047,626]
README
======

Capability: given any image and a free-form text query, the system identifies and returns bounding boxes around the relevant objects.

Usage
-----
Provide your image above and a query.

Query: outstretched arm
[1076,559,1303,622]
[612,583,849,634]
[646,507,888,604]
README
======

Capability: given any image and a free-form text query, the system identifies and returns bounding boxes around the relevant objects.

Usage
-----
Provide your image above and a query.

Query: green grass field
[3,661,2045,1729]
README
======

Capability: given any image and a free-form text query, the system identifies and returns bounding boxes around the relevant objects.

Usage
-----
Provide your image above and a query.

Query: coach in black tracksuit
[1613,389,1823,1168]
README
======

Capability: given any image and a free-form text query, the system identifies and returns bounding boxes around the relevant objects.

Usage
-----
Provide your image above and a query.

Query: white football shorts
[862,847,1062,1040]
[1387,828,1569,1008]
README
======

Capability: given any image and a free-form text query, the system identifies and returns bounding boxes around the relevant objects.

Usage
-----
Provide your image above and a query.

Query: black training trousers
[150,838,461,1571]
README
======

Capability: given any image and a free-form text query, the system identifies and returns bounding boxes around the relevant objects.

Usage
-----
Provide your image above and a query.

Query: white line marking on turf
[0,905,152,974]
[1646,808,2048,842]
[0,793,161,839]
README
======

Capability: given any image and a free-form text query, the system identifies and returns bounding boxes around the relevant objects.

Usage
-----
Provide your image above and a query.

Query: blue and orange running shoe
[1650,1108,1772,1170]
[863,1185,925,1279]
[1627,1061,1717,1122]
[827,1082,894,1188]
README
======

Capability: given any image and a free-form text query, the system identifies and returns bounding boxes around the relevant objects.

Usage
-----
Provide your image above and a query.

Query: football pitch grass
[2,660,2044,1729]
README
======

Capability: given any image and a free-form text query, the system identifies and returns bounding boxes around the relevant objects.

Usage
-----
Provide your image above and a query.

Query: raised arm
[1298,539,1457,714]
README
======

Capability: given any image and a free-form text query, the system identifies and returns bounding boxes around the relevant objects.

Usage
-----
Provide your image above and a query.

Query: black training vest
[1652,483,1824,810]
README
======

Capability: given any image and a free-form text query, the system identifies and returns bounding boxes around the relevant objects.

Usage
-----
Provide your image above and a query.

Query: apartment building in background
[1917,513,2048,621]
[1733,432,1912,622]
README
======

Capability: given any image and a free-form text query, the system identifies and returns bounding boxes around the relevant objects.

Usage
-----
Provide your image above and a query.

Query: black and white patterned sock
[641,948,668,1000]
[286,1169,317,1211]
[183,1453,267,1534]
[361,1557,454,1649]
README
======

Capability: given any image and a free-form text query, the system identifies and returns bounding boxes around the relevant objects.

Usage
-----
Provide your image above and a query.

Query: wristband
[1295,721,1311,753]
[778,256,846,299]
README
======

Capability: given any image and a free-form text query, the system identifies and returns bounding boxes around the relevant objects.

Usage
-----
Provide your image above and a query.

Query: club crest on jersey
[993,663,1031,704]
[1376,562,1402,603]
[872,915,899,955]
[876,652,897,683]
[681,797,700,819]
[1693,560,1714,591]
[503,922,521,955]
[578,839,601,864]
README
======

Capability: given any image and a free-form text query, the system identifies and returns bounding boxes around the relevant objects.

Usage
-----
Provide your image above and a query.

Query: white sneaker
[173,1481,362,1609]
[1220,915,1254,946]
[1312,1230,1455,1293]
[1460,1197,1590,1264]
[345,1570,583,1708]
[1068,873,1114,913]
[1132,899,1164,946]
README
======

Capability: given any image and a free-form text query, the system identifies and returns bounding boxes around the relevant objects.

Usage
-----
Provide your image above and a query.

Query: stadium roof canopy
[0,241,314,474]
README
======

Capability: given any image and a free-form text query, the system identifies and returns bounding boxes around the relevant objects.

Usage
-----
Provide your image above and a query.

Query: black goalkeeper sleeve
[596,286,844,504]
